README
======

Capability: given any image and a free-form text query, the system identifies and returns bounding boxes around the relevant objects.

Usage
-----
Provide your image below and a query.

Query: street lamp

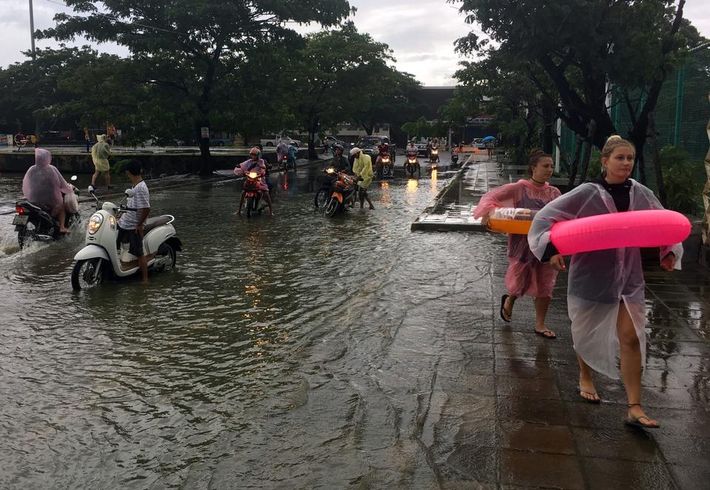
[29,0,36,58]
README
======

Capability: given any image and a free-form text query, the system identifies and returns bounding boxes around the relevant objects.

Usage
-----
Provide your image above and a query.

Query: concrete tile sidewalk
[414,157,710,489]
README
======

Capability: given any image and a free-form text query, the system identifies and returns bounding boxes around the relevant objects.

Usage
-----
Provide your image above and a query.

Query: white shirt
[118,180,150,230]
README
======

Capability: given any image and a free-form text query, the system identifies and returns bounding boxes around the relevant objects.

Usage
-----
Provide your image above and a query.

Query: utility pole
[29,0,36,59]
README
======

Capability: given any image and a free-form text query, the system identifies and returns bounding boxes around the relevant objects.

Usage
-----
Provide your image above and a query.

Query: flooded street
[0,166,505,487]
[3,163,710,489]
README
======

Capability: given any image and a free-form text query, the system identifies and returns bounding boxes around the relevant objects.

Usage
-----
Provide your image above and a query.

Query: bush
[660,146,704,216]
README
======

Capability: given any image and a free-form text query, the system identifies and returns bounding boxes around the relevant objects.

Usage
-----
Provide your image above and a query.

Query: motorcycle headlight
[248,171,259,178]
[326,167,335,174]
[88,214,104,235]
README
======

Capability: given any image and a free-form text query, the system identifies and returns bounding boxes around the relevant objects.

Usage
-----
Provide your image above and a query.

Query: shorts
[93,158,110,172]
[118,227,144,257]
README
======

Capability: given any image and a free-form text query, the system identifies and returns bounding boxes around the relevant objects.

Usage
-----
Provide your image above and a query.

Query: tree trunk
[577,120,597,184]
[648,111,666,205]
[567,134,583,188]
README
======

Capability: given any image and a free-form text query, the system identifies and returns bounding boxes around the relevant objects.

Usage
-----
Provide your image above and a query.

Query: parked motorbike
[13,175,80,249]
[323,171,358,217]
[242,170,266,218]
[404,152,421,178]
[70,189,181,290]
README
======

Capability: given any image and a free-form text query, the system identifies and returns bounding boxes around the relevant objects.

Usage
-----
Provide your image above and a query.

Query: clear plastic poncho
[528,180,683,379]
[22,149,73,211]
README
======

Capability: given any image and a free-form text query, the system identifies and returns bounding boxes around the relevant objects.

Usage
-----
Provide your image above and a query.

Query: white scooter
[70,189,182,290]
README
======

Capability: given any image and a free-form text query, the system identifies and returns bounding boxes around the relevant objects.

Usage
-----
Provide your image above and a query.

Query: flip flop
[535,329,556,339]
[578,389,601,404]
[499,294,511,322]
[625,414,660,429]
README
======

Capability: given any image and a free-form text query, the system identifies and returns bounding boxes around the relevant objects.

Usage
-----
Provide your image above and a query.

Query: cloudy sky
[1,0,709,86]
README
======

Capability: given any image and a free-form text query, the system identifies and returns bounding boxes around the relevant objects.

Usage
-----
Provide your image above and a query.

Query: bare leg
[91,171,99,187]
[365,192,374,210]
[104,172,111,188]
[237,193,245,215]
[359,188,365,208]
[577,354,600,402]
[263,192,274,216]
[617,304,658,426]
[138,255,148,283]
[503,294,516,319]
[53,205,69,233]
[534,297,555,337]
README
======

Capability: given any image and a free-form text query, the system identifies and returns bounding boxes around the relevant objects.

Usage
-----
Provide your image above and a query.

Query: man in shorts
[118,160,150,283]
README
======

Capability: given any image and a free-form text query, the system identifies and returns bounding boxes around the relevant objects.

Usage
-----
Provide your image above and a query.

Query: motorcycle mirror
[70,175,78,181]
[125,188,135,197]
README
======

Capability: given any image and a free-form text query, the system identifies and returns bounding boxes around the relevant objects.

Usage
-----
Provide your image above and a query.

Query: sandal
[499,294,512,322]
[625,404,659,429]
[578,388,601,404]
[535,328,556,339]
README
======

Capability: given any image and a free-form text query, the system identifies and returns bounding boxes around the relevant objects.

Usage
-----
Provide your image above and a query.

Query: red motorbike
[242,170,265,217]
[376,146,394,179]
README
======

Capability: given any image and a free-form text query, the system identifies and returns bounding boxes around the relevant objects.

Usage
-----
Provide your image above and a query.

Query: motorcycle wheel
[154,243,176,271]
[324,197,339,217]
[71,258,104,290]
[407,165,415,177]
[314,188,329,209]
[246,196,256,218]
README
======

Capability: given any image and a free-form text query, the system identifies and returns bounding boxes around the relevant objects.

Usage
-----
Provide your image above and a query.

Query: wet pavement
[0,160,709,489]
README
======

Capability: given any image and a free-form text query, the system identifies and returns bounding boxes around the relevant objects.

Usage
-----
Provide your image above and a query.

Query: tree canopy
[452,0,702,181]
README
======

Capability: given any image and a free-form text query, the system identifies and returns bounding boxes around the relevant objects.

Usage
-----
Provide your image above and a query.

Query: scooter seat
[144,215,172,233]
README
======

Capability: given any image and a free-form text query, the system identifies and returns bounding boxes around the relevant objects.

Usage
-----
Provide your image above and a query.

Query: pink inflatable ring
[549,209,691,255]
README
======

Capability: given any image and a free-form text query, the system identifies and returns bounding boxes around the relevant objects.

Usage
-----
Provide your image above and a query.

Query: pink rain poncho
[528,180,683,379]
[474,179,561,297]
[22,149,73,211]
[234,158,269,192]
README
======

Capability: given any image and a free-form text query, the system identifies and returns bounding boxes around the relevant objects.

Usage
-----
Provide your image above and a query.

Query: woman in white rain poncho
[528,136,682,429]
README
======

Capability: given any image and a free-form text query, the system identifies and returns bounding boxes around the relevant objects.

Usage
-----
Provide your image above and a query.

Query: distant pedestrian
[84,127,91,153]
[529,135,683,428]
[473,149,561,339]
[90,134,112,191]
[350,147,375,210]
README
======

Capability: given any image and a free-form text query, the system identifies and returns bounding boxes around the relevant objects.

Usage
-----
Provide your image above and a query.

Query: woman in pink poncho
[22,148,74,233]
[473,149,561,338]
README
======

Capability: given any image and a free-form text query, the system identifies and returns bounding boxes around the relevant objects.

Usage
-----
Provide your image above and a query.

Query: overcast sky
[1,0,709,86]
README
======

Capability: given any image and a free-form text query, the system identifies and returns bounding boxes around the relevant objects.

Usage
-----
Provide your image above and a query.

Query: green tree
[453,0,698,183]
[290,23,402,158]
[42,0,351,173]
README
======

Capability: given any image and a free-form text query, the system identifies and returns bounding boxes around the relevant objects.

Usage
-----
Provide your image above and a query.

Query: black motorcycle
[314,167,337,209]
[404,152,421,178]
[13,177,80,248]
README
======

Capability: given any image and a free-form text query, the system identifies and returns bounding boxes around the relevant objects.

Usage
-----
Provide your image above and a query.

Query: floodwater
[0,164,503,488]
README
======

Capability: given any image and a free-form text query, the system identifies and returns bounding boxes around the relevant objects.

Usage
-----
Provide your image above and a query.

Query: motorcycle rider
[234,147,274,216]
[117,160,150,284]
[350,147,375,210]
[406,140,418,154]
[276,138,290,167]
[287,143,298,169]
[21,148,75,234]
[330,144,351,173]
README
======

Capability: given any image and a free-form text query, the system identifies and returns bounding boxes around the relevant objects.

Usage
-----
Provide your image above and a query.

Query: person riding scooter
[118,160,151,283]
[234,147,274,216]
[22,148,76,234]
